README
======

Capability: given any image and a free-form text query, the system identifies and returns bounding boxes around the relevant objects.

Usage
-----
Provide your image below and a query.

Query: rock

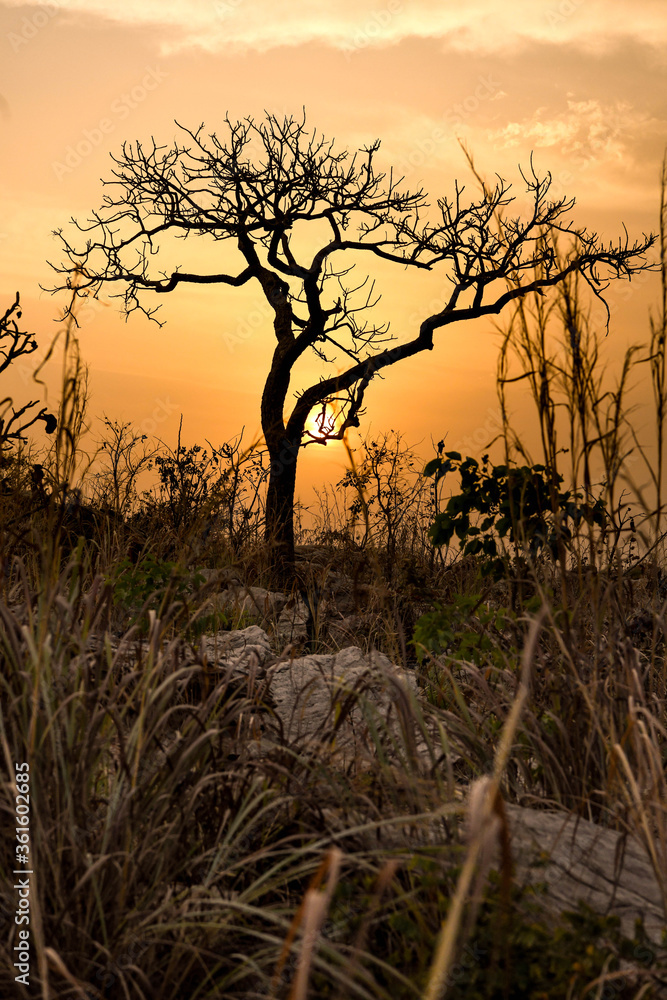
[505,804,666,945]
[194,626,423,762]
[196,567,242,586]
[327,615,361,645]
[328,613,379,646]
[324,570,358,616]
[275,594,312,643]
[192,629,431,767]
[211,585,288,619]
[199,625,273,672]
[264,645,419,763]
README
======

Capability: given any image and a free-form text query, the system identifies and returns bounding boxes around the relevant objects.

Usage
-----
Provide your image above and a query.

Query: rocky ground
[109,577,666,953]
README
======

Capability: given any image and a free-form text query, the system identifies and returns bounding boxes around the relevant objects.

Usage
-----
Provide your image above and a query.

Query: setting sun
[304,399,342,442]
[2,4,667,994]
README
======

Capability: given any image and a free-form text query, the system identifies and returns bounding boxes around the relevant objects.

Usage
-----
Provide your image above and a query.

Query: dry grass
[1,178,667,1000]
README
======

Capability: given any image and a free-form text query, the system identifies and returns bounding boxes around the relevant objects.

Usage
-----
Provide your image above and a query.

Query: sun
[305,401,340,442]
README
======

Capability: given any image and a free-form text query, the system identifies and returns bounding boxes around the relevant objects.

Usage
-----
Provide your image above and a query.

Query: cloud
[3,0,667,57]
[487,99,659,167]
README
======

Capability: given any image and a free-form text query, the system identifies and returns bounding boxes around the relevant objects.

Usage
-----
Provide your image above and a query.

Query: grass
[1,201,667,998]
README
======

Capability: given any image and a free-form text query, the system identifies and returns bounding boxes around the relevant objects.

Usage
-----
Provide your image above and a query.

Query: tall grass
[2,184,667,998]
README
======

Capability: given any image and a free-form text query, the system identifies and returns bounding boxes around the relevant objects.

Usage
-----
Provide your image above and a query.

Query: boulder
[198,628,422,765]
[108,620,667,958]
[211,585,288,620]
[328,612,378,646]
[199,624,273,672]
[505,804,666,946]
[264,645,420,763]
[275,594,312,643]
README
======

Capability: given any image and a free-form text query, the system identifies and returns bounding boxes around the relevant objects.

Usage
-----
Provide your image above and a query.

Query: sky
[1,0,666,511]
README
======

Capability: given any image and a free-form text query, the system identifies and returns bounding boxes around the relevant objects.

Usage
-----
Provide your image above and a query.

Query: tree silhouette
[49,112,654,581]
[1,292,57,459]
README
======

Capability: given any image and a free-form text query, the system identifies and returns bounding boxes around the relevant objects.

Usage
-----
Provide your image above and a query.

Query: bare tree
[1,292,57,459]
[48,112,655,581]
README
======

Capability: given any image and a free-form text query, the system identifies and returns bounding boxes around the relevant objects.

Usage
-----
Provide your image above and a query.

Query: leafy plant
[88,416,157,518]
[109,551,204,613]
[149,419,266,554]
[153,438,218,532]
[413,592,516,666]
[446,876,664,1000]
[424,447,608,577]
[336,431,434,555]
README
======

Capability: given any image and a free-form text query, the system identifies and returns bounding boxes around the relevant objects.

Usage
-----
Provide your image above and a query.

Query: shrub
[108,552,205,630]
[423,447,608,578]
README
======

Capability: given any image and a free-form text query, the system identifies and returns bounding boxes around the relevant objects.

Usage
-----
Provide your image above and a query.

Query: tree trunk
[264,435,300,586]
[261,330,304,586]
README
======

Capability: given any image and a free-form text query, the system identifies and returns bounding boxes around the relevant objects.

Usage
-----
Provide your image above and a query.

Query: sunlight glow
[305,401,341,442]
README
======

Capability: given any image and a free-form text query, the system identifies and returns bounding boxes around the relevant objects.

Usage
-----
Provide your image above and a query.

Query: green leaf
[495,515,512,536]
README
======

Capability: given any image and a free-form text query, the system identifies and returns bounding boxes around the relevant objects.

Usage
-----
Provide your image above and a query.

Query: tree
[49,112,654,582]
[1,292,57,460]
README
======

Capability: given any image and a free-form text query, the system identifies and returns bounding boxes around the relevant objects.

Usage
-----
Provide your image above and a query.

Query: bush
[423,447,608,578]
[413,592,517,667]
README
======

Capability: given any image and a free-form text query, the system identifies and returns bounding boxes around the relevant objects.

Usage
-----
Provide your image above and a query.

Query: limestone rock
[211,585,288,620]
[199,625,273,672]
[265,645,419,762]
[505,804,666,945]
[275,594,311,643]
[195,629,428,766]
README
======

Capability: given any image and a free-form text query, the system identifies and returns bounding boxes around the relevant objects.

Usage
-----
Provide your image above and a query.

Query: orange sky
[1,0,666,510]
